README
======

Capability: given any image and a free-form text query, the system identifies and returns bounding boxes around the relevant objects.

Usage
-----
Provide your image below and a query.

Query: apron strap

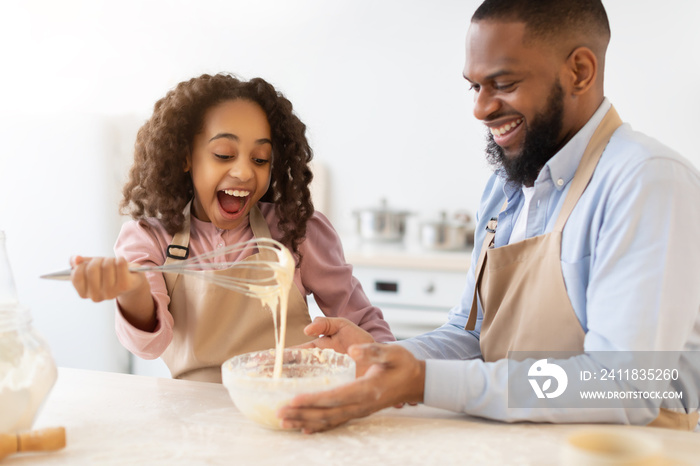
[466,216,498,331]
[165,201,273,266]
[249,203,272,239]
[553,106,623,232]
[465,106,622,331]
[163,201,193,294]
[165,201,193,266]
[162,202,286,291]
[248,203,278,262]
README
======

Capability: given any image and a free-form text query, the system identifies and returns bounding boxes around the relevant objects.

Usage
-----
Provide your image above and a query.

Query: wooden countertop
[9,368,700,465]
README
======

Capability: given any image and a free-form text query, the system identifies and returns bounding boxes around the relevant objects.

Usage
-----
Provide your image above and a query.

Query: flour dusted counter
[12,368,700,465]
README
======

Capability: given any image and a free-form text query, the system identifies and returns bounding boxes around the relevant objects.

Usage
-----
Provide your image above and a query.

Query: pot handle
[453,210,473,224]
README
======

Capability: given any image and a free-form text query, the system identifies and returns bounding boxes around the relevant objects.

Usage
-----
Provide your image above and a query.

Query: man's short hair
[472,0,611,45]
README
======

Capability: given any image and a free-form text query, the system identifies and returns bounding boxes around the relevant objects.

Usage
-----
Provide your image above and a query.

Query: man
[278,0,700,433]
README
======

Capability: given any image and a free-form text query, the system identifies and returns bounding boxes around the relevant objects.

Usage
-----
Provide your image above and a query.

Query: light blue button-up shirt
[399,99,700,426]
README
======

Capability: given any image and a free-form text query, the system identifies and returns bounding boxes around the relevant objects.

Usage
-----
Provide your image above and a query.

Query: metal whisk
[40,238,294,299]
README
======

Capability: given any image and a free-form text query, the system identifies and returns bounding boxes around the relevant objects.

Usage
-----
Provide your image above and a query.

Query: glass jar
[0,231,57,433]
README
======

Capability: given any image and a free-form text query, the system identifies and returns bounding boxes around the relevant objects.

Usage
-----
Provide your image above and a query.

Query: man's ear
[565,46,598,96]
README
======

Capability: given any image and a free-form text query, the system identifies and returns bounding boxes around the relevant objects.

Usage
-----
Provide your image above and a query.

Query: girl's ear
[184,154,191,173]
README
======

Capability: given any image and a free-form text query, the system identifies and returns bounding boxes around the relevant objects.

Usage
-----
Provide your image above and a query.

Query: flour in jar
[0,326,57,433]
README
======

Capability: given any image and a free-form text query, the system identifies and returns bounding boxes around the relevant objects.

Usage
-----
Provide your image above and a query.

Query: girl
[70,73,394,382]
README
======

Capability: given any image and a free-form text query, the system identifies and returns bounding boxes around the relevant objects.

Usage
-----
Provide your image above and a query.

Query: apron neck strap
[248,203,272,239]
[466,106,622,331]
[165,201,193,265]
[248,204,278,262]
[165,201,275,265]
[553,106,623,232]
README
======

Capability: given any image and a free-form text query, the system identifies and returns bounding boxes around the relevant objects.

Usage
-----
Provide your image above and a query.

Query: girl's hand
[70,255,156,331]
[70,255,145,302]
[296,317,376,375]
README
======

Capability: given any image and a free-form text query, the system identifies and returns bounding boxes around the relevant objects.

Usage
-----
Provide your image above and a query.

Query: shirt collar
[542,98,612,191]
[501,98,612,199]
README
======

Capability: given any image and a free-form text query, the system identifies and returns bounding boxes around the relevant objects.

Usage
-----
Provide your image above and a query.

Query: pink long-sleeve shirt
[113,202,395,359]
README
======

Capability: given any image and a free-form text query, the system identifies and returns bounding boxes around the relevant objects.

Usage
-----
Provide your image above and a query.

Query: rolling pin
[0,427,66,460]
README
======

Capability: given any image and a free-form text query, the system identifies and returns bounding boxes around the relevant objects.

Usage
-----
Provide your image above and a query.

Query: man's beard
[485,81,565,187]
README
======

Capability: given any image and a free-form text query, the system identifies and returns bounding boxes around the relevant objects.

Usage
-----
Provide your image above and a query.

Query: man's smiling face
[464,20,572,186]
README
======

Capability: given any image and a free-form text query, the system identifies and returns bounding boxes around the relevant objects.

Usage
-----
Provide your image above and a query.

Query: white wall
[1,0,698,372]
[0,114,133,372]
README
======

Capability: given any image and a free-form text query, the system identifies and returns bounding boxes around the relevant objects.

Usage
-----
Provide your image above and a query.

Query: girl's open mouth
[217,189,251,217]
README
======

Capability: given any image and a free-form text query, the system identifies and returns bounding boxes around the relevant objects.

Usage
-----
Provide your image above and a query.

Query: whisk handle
[40,266,153,281]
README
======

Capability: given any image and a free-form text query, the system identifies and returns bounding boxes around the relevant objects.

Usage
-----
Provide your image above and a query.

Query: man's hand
[277,343,425,434]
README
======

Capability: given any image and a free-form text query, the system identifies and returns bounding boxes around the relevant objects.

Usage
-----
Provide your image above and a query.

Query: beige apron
[466,107,699,431]
[160,204,313,383]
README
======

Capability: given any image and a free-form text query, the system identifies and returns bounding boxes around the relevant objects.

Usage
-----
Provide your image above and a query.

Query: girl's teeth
[223,189,250,197]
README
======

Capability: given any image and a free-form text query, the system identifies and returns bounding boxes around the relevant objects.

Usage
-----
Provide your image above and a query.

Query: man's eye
[494,82,516,91]
[468,83,480,92]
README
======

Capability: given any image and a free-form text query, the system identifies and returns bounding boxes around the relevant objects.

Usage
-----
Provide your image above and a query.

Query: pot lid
[354,199,411,215]
[421,211,473,226]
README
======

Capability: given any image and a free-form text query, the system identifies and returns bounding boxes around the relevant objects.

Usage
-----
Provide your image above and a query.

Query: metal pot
[419,211,474,251]
[353,199,411,242]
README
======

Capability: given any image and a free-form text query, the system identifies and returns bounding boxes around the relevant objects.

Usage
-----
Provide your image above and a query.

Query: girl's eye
[215,153,234,160]
[253,158,270,166]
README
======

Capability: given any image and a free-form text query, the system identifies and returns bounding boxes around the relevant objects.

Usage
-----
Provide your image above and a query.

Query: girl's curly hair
[120,73,314,259]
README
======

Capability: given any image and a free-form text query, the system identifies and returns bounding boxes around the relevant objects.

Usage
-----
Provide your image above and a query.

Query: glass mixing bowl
[222,348,355,430]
